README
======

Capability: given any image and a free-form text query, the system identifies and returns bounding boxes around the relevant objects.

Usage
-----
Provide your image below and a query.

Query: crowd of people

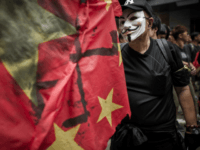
[111,0,200,150]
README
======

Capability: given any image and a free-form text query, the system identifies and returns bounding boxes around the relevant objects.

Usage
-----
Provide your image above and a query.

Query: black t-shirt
[122,38,189,132]
[173,44,192,63]
[182,43,200,62]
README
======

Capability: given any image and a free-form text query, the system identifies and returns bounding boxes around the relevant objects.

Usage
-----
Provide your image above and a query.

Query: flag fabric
[0,0,131,150]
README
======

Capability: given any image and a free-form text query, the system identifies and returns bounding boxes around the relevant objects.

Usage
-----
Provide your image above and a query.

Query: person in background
[158,24,170,40]
[172,25,199,120]
[191,32,200,120]
[191,32,200,47]
[190,32,200,61]
[149,13,161,39]
[168,31,177,44]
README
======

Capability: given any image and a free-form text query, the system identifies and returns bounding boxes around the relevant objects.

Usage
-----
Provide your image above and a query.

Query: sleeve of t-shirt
[168,42,190,87]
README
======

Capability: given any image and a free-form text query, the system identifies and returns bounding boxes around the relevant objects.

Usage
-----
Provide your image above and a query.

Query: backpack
[155,38,174,66]
[120,39,174,68]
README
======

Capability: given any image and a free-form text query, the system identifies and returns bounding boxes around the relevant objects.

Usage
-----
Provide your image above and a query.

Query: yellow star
[97,88,123,126]
[104,0,112,11]
[113,43,122,66]
[47,124,84,150]
[0,0,76,106]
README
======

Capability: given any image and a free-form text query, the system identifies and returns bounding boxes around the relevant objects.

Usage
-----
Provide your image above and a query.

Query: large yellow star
[0,0,76,106]
[97,88,123,127]
[47,124,84,150]
[104,0,112,11]
[113,43,122,66]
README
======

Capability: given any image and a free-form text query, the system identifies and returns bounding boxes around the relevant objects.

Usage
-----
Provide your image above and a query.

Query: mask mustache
[121,26,139,35]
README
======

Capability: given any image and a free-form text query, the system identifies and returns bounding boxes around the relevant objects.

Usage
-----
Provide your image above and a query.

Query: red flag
[0,0,131,150]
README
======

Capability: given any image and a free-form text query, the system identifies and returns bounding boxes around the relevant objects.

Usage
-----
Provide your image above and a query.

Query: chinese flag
[0,0,131,150]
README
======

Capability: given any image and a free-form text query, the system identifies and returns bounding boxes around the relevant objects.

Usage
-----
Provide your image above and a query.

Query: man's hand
[182,61,196,76]
[190,63,197,76]
[182,61,189,66]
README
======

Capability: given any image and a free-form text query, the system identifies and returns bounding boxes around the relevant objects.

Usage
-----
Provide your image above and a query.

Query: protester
[168,30,177,44]
[171,26,200,121]
[191,32,200,62]
[171,25,196,75]
[191,32,200,120]
[191,32,200,47]
[111,0,198,150]
[149,13,161,39]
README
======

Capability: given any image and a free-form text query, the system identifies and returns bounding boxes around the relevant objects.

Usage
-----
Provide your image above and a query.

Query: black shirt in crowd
[174,44,192,63]
[121,38,189,132]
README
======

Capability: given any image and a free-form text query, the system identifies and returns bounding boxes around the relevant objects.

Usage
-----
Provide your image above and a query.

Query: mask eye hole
[119,21,125,26]
[129,16,137,21]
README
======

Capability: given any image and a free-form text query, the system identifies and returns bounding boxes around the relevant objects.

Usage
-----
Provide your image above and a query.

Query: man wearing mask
[111,0,198,150]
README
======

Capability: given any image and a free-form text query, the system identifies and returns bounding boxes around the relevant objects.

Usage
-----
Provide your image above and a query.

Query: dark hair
[191,32,200,41]
[172,25,188,40]
[158,24,170,39]
[152,14,161,36]
[159,24,166,34]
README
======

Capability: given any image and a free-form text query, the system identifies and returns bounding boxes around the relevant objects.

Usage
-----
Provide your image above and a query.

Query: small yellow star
[97,88,123,127]
[104,0,112,11]
[113,43,122,66]
[47,124,84,150]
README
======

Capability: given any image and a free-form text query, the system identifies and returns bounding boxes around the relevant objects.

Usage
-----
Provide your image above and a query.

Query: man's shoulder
[154,39,175,49]
[120,43,130,60]
[120,42,128,51]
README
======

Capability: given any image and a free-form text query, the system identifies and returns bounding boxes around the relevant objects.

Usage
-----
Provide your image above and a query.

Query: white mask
[119,10,146,42]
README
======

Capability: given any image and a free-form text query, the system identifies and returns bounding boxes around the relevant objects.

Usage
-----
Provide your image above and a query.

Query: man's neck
[128,35,151,54]
[151,34,157,40]
[192,41,198,46]
[176,39,185,49]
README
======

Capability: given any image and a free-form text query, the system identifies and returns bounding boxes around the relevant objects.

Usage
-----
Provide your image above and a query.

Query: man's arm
[175,85,197,127]
[182,61,196,75]
[189,62,197,76]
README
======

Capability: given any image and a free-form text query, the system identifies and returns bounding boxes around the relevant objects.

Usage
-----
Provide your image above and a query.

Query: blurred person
[149,13,161,39]
[191,32,200,47]
[168,34,176,44]
[172,25,199,120]
[187,35,192,44]
[111,1,198,150]
[158,24,170,40]
[191,32,200,73]
[191,32,200,119]
[191,32,200,62]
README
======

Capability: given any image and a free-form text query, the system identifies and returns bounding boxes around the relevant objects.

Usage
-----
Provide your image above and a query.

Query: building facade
[149,0,200,33]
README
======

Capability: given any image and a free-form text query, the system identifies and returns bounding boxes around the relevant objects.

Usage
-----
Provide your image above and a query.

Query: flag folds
[0,0,131,149]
